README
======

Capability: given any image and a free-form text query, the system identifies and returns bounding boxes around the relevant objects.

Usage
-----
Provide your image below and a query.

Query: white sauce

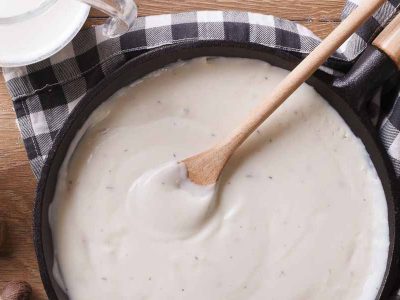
[50,58,389,300]
[0,0,47,18]
[128,161,216,239]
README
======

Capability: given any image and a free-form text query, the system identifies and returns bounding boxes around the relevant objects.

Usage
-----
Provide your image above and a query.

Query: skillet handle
[373,12,400,69]
[333,13,400,112]
[332,45,397,111]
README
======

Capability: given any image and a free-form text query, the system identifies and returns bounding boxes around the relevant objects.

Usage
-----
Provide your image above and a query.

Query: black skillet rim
[34,40,400,300]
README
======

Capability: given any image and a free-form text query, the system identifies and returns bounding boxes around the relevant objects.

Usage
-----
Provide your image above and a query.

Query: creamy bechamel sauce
[50,58,389,300]
[0,0,46,18]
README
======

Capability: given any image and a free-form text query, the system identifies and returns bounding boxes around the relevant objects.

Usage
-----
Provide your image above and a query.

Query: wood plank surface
[0,1,344,299]
[91,0,344,22]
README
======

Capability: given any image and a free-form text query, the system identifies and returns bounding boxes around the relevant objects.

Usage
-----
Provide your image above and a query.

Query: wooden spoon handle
[184,0,387,186]
[373,12,400,69]
[221,0,386,152]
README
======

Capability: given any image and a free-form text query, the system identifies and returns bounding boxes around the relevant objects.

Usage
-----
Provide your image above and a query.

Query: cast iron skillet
[34,40,400,300]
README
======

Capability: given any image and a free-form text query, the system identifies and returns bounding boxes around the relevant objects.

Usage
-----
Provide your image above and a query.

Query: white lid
[0,0,90,67]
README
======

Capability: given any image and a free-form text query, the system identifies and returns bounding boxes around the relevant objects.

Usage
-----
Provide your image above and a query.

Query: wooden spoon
[183,0,387,185]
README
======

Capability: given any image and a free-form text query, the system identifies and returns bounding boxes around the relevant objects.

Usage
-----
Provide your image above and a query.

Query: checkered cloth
[2,0,400,178]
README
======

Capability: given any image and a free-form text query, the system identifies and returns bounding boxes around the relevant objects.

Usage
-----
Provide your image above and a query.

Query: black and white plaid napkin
[2,0,400,178]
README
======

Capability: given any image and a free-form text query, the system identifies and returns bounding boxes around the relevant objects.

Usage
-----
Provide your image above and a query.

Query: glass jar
[0,0,137,67]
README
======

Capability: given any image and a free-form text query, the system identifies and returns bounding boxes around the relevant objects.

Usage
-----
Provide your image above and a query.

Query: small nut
[0,281,32,300]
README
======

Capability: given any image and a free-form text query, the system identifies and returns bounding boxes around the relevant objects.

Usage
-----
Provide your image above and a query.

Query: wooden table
[0,1,344,298]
